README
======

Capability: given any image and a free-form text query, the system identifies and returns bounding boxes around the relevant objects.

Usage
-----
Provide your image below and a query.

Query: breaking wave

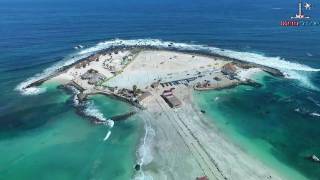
[19,86,46,96]
[16,53,94,95]
[66,85,115,141]
[65,85,81,106]
[103,130,112,141]
[84,101,115,128]
[79,39,320,71]
[310,112,320,117]
[137,119,155,166]
[134,112,155,180]
[17,38,320,94]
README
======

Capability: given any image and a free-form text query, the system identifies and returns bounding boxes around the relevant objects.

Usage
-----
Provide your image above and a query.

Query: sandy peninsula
[28,47,284,180]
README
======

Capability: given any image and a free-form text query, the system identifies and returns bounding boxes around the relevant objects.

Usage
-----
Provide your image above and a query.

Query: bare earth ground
[107,50,228,89]
[41,49,283,180]
[137,87,283,180]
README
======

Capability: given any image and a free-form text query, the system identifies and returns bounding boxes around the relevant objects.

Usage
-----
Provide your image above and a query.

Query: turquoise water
[1,0,320,179]
[0,83,142,180]
[195,72,320,180]
[89,95,133,117]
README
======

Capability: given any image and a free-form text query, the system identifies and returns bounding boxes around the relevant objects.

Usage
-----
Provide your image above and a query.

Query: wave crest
[16,38,320,94]
[16,54,93,95]
[84,101,114,128]
[79,38,320,72]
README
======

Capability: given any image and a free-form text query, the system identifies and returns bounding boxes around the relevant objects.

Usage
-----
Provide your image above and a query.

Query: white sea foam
[84,101,114,128]
[133,173,154,180]
[138,118,155,166]
[73,94,80,106]
[77,39,320,90]
[310,112,320,117]
[84,102,106,120]
[66,85,81,106]
[103,119,115,128]
[16,53,92,95]
[79,39,320,71]
[237,68,262,81]
[134,113,155,180]
[84,101,114,141]
[306,52,313,57]
[283,70,319,91]
[17,38,320,94]
[103,130,112,141]
[20,86,46,96]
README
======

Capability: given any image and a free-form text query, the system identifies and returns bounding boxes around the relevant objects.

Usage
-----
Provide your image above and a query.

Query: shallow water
[1,0,320,179]
[0,83,142,180]
[195,73,320,180]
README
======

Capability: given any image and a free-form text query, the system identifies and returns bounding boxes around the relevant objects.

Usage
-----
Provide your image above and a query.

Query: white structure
[291,0,310,19]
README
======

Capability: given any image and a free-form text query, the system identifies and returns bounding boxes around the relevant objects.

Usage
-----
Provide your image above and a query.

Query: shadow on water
[0,85,72,139]
[0,102,69,136]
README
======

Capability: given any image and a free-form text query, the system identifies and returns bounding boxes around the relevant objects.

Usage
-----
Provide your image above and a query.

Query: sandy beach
[135,87,282,180]
[106,50,228,89]
[28,48,284,180]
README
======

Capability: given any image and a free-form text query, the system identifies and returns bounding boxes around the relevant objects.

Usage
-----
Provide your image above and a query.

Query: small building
[81,69,105,85]
[162,95,181,108]
[81,69,98,80]
[196,176,208,180]
[162,91,173,97]
[221,63,237,76]
[87,74,105,85]
[161,89,181,108]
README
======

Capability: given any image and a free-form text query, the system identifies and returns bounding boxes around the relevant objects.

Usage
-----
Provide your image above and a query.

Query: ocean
[0,0,320,179]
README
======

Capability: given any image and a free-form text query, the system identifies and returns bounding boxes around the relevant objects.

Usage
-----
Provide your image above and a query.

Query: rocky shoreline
[22,46,282,125]
[23,46,283,90]
[21,46,289,180]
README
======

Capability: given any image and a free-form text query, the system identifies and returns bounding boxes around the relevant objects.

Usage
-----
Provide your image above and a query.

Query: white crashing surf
[79,39,320,70]
[137,122,155,165]
[17,38,320,94]
[103,130,112,141]
[19,86,46,96]
[310,112,320,117]
[16,53,93,95]
[134,112,155,180]
[84,101,114,128]
[84,101,114,142]
[76,39,320,91]
[66,85,81,106]
[237,68,262,81]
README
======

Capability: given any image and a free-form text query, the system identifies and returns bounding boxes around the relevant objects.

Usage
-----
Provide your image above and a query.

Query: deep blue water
[1,0,320,179]
[1,0,320,95]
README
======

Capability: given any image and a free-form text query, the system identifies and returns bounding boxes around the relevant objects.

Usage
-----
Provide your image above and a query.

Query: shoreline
[21,46,283,91]
[192,88,309,180]
[24,47,289,179]
[194,79,261,91]
[60,83,139,124]
[135,87,284,180]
